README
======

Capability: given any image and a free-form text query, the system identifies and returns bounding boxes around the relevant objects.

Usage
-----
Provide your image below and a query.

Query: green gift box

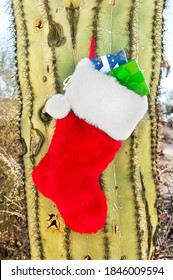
[107,59,150,96]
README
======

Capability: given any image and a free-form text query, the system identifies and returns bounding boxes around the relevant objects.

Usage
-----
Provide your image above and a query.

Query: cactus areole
[12,0,164,259]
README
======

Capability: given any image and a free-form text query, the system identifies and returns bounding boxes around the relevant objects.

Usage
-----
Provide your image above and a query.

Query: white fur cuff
[46,58,148,141]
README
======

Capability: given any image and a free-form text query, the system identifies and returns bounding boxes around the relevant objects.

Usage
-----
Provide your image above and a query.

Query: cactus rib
[64,226,73,260]
[128,0,147,260]
[12,0,44,259]
[41,0,61,93]
[149,0,165,186]
[91,0,104,55]
[66,2,80,51]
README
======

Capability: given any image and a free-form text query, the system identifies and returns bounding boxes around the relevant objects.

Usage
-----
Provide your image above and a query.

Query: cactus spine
[12,0,165,259]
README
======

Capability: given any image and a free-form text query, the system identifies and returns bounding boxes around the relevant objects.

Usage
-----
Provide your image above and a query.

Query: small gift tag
[91,50,128,73]
[107,59,150,96]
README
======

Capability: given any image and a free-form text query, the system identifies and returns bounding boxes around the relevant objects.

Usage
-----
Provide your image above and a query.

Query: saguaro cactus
[11,0,165,259]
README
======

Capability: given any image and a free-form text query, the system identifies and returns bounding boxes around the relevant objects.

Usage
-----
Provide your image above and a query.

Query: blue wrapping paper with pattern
[91,50,128,73]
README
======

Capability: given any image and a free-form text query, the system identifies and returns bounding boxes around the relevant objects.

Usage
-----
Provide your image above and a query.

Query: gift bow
[108,66,150,96]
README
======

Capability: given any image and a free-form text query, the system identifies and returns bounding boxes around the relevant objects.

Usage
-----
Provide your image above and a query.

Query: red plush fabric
[32,111,122,234]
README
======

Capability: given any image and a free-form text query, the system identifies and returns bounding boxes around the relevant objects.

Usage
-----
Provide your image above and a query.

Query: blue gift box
[91,50,128,73]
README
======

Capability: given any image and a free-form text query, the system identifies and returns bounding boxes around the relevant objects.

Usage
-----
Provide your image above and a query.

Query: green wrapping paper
[107,59,150,96]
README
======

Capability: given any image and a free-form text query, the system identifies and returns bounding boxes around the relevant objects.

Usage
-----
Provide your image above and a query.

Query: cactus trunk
[12,0,164,260]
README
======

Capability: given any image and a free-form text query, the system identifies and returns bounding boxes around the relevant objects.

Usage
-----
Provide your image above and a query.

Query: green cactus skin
[12,0,165,259]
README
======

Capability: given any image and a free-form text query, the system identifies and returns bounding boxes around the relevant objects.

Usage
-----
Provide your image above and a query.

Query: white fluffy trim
[46,58,148,141]
[45,94,71,119]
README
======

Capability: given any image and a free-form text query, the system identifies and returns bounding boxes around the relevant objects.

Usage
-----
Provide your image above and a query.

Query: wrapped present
[91,50,127,73]
[107,59,150,96]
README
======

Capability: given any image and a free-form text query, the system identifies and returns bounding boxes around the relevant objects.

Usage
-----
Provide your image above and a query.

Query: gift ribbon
[111,67,148,96]
[100,55,111,72]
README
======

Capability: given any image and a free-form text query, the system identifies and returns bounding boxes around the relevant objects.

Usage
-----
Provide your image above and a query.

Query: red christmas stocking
[32,58,148,234]
[32,111,121,233]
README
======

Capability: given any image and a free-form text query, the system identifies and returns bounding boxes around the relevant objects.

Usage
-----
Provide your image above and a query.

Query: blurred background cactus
[0,0,168,259]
